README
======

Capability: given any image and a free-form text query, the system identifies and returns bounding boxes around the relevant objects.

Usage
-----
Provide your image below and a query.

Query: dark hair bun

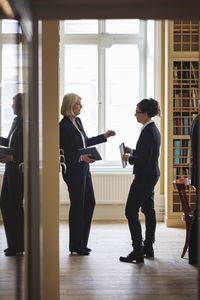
[137,98,160,117]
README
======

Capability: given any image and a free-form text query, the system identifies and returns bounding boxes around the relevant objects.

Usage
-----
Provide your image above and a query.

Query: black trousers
[64,166,95,251]
[0,166,24,251]
[125,174,159,249]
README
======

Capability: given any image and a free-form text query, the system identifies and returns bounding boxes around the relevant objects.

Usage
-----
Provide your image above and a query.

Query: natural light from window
[60,19,147,168]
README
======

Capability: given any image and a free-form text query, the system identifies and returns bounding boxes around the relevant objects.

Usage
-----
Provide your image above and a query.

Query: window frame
[59,19,147,172]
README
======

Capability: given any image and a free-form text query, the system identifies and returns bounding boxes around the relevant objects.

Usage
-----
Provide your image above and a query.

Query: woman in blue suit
[120,98,161,263]
[60,93,115,255]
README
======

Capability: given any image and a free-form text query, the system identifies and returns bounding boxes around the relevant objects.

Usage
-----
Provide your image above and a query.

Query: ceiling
[9,0,200,20]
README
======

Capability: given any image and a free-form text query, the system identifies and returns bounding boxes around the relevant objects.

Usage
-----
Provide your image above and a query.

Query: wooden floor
[0,222,198,300]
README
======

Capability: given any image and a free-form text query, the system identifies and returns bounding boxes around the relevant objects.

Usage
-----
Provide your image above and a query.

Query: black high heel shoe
[85,247,91,252]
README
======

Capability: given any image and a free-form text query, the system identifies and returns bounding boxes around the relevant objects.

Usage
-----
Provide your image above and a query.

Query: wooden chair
[173,178,193,258]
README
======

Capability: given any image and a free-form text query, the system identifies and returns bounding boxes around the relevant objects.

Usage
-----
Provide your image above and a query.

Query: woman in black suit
[120,98,161,263]
[0,93,24,256]
[60,93,115,255]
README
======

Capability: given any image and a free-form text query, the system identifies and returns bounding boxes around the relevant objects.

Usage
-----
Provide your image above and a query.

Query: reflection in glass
[2,20,21,34]
[1,43,22,136]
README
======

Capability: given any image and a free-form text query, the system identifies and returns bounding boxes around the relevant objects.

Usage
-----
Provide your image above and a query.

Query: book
[173,140,180,164]
[119,142,127,168]
[0,146,14,157]
[78,147,102,160]
[183,117,189,135]
[190,62,198,84]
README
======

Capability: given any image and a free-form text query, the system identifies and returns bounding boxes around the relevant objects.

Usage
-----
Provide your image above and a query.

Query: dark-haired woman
[120,98,161,263]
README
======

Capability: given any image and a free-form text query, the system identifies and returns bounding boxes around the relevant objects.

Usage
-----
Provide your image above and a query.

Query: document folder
[78,147,102,160]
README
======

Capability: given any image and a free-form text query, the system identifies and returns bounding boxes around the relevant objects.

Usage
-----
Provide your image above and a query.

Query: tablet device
[119,142,127,168]
[78,147,102,160]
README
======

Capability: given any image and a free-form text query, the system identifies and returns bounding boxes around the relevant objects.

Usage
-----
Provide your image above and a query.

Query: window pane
[64,20,98,34]
[64,45,98,137]
[2,20,21,33]
[105,45,140,162]
[1,44,22,136]
[106,19,140,34]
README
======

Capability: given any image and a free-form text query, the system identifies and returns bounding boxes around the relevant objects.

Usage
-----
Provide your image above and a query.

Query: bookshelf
[166,21,199,227]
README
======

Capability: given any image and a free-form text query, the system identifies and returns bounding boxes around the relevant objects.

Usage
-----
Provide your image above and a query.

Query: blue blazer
[60,116,106,173]
[190,115,199,189]
[128,122,160,177]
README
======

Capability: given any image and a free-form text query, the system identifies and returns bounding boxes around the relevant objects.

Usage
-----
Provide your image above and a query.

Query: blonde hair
[61,93,81,116]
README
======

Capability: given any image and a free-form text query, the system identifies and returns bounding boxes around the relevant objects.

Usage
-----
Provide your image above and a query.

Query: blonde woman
[60,93,115,255]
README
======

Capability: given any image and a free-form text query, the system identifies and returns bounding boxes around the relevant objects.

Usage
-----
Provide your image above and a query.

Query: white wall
[0,172,165,222]
[59,173,165,221]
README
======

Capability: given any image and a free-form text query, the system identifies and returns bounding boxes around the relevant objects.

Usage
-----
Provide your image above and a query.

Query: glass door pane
[1,44,22,136]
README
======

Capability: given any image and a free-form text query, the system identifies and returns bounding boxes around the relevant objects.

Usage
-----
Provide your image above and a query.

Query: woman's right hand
[81,154,96,163]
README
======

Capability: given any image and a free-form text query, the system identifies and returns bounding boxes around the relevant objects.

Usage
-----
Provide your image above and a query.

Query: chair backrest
[173,179,192,217]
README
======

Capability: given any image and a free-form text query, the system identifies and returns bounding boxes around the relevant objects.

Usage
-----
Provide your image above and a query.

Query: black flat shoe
[120,250,144,263]
[5,251,17,256]
[143,245,154,258]
[70,248,90,256]
[4,248,9,253]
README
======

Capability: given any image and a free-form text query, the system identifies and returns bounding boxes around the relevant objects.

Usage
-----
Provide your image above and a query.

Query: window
[0,20,22,137]
[60,19,147,167]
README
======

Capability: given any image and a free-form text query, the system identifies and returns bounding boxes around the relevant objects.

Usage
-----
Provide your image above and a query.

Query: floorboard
[0,222,198,300]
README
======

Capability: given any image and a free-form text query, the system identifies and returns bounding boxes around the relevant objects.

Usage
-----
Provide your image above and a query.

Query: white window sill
[90,165,133,174]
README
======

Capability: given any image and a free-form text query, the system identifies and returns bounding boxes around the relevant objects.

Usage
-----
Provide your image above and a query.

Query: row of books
[173,139,191,164]
[173,166,189,179]
[173,112,198,135]
[173,116,190,135]
[173,89,198,109]
[173,61,199,83]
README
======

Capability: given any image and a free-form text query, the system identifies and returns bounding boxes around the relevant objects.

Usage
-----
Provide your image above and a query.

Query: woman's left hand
[104,130,116,139]
[0,154,14,163]
[122,154,129,162]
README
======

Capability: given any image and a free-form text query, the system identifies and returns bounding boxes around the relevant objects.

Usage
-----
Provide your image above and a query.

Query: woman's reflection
[0,93,24,256]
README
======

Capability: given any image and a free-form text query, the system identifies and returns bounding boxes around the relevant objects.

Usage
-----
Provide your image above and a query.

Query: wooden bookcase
[165,21,199,227]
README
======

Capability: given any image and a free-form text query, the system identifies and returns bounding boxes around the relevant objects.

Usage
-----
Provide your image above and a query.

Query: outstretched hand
[104,130,116,139]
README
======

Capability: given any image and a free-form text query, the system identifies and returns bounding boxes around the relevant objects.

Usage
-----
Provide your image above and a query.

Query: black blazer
[190,115,199,189]
[0,116,23,169]
[60,116,106,170]
[128,122,160,177]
